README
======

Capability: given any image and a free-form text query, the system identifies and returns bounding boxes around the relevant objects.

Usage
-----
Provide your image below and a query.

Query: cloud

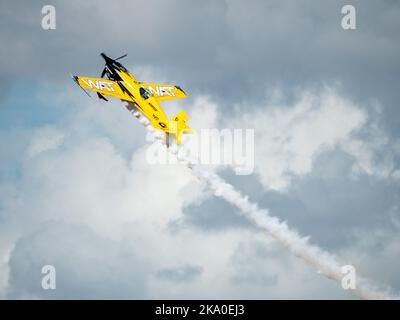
[2,0,399,114]
[339,224,400,297]
[0,87,362,299]
[27,126,65,158]
[2,83,400,298]
[340,105,399,179]
[229,87,367,190]
[7,221,147,299]
[157,264,203,283]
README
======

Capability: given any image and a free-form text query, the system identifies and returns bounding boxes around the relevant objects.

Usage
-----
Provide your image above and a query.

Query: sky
[0,0,400,299]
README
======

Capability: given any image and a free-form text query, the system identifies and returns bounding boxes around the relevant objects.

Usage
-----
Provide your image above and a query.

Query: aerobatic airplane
[72,53,192,144]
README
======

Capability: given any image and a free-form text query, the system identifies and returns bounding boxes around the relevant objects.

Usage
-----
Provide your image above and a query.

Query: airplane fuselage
[115,70,170,130]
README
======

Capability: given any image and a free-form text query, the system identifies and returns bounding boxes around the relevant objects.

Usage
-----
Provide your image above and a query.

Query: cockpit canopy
[140,87,152,100]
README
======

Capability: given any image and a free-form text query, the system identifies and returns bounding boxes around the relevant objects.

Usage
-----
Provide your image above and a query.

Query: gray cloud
[230,241,279,287]
[1,1,399,107]
[7,221,147,299]
[156,264,203,283]
[179,195,253,231]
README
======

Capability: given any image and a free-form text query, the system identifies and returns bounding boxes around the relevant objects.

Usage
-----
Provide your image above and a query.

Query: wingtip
[69,73,78,82]
[71,74,91,98]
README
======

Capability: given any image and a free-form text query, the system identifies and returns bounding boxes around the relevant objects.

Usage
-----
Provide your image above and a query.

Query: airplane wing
[139,83,187,101]
[73,76,133,101]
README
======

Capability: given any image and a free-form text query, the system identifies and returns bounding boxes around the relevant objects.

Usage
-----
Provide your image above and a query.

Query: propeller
[114,54,127,61]
[101,67,107,78]
[100,53,127,78]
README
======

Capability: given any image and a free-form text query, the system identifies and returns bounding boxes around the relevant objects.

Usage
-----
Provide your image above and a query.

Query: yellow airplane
[72,53,192,145]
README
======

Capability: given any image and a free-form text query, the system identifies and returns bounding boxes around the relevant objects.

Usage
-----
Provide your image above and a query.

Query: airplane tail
[168,111,193,145]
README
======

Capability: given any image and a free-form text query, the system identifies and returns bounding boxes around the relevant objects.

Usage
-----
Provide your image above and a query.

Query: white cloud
[1,86,398,299]
[229,87,367,190]
[27,126,65,158]
[340,108,397,179]
[338,224,400,299]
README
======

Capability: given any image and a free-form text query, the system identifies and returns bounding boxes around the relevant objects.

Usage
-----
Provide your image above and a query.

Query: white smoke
[128,104,396,300]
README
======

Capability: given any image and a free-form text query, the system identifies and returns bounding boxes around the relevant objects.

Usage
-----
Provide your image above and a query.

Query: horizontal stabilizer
[168,111,192,145]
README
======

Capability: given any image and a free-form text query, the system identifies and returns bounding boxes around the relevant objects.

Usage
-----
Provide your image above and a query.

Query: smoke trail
[129,106,395,300]
[187,167,390,300]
